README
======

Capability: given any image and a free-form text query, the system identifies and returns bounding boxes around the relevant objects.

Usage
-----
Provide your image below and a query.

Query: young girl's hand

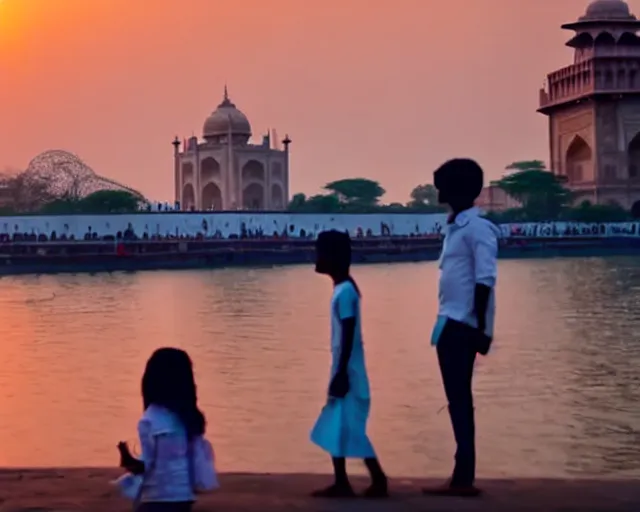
[329,372,350,398]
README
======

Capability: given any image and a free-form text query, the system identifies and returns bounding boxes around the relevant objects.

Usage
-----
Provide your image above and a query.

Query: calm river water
[0,258,639,478]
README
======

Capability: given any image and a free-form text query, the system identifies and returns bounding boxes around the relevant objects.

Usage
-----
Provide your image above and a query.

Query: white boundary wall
[0,213,449,238]
[1,213,639,239]
[500,222,639,238]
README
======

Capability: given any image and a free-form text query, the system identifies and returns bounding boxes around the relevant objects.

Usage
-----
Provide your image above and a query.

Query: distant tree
[381,202,408,212]
[78,190,142,213]
[324,178,385,207]
[287,193,307,211]
[39,198,81,214]
[483,207,531,224]
[61,173,85,202]
[287,192,341,213]
[563,200,630,222]
[3,171,55,213]
[495,168,572,220]
[298,194,341,213]
[505,160,547,173]
[407,184,439,208]
[38,189,144,214]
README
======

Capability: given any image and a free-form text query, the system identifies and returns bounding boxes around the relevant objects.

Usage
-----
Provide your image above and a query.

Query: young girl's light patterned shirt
[138,405,195,503]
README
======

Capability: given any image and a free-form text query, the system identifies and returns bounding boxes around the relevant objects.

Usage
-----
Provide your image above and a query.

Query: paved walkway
[0,469,638,511]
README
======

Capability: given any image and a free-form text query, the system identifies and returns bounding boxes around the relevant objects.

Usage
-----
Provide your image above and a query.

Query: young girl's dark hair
[316,230,361,296]
[142,347,206,440]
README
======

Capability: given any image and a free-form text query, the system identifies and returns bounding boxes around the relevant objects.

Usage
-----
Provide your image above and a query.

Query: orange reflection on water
[0,260,638,478]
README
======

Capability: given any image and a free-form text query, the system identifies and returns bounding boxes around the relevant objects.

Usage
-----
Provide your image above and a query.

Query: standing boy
[424,159,500,497]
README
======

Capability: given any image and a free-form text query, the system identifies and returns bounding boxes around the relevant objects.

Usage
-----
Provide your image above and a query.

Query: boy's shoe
[363,480,389,499]
[311,483,356,498]
[422,481,481,497]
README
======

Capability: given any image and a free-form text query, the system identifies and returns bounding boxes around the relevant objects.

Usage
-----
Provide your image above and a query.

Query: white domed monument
[538,0,640,210]
[173,87,290,211]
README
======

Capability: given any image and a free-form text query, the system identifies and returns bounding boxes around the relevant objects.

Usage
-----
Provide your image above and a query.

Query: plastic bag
[113,472,143,501]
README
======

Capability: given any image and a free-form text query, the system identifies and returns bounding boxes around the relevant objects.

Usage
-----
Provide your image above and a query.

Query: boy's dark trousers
[436,319,477,486]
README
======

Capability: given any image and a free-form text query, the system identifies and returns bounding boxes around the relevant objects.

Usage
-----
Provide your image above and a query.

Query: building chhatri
[539,0,640,209]
[173,87,290,211]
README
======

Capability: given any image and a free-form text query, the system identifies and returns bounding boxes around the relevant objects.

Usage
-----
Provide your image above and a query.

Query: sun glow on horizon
[0,0,20,43]
[0,0,55,53]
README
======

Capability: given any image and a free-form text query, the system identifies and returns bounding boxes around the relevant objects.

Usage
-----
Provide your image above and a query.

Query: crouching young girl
[310,230,388,498]
[117,347,218,511]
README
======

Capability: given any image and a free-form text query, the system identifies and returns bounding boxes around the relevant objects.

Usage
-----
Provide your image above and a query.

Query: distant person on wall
[310,230,388,499]
[116,241,127,256]
[423,158,500,497]
[116,348,218,511]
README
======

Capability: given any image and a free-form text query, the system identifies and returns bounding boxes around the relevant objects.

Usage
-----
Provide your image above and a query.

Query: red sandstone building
[539,0,640,209]
[476,185,520,213]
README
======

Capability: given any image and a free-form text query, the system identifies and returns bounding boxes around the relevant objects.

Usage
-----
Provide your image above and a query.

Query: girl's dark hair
[346,275,361,297]
[316,230,361,296]
[142,347,206,440]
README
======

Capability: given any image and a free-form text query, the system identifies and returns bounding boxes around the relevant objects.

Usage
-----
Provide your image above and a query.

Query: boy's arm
[471,224,498,333]
[473,284,491,333]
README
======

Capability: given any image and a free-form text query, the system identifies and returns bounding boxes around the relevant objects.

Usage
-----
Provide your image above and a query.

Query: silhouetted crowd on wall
[507,221,638,237]
[1,219,639,244]
[0,221,444,243]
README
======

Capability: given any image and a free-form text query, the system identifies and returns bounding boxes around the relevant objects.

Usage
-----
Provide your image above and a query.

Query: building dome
[203,87,252,140]
[582,0,634,20]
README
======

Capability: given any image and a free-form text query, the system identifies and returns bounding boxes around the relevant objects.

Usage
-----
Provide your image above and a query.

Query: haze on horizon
[0,0,616,202]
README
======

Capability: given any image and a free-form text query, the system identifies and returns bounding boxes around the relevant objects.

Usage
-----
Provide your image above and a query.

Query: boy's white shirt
[434,207,499,344]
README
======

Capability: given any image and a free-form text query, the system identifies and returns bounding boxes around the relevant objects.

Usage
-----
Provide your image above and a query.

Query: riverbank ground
[0,469,638,511]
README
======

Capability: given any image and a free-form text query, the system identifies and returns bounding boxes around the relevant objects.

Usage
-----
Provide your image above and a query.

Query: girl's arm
[336,316,356,376]
[119,443,145,475]
[335,285,358,375]
[329,311,356,398]
[120,419,155,475]
[134,418,157,474]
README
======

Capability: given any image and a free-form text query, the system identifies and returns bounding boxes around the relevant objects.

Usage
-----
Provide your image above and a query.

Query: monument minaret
[172,136,181,208]
[538,0,640,209]
[282,134,291,204]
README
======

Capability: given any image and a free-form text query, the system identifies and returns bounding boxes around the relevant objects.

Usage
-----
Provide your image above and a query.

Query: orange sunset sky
[0,0,628,202]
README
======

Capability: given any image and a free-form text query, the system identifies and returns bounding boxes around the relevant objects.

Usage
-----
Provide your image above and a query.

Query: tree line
[485,160,636,223]
[1,160,636,221]
[0,171,145,215]
[287,179,446,214]
[287,161,639,222]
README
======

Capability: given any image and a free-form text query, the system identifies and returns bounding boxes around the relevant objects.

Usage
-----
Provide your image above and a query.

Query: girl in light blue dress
[310,230,388,498]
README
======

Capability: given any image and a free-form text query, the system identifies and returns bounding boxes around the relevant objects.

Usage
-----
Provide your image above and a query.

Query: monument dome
[202,87,252,140]
[581,0,634,21]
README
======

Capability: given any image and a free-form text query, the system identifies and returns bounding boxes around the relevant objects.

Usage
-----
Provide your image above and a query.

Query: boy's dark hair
[142,347,206,440]
[433,158,484,202]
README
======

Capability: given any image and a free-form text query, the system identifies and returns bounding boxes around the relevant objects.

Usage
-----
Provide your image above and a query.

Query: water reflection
[0,258,638,478]
[552,258,640,476]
